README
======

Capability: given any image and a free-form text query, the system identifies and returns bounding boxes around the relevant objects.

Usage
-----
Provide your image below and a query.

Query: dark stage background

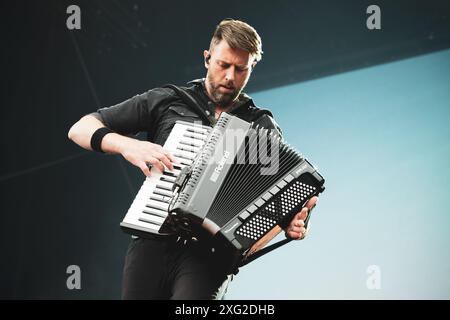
[1,0,449,299]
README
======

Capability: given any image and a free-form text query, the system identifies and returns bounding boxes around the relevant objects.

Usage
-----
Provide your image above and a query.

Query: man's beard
[206,73,243,108]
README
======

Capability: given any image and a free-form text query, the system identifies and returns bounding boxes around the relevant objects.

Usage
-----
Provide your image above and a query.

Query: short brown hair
[210,19,263,63]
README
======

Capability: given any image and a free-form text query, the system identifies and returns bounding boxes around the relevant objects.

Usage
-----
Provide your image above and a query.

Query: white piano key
[142,207,168,221]
[174,153,194,162]
[153,188,174,197]
[159,175,177,183]
[137,218,163,230]
[145,200,169,212]
[150,194,172,203]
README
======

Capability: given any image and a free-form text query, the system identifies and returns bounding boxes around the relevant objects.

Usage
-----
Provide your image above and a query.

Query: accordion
[120,112,325,258]
[166,112,325,254]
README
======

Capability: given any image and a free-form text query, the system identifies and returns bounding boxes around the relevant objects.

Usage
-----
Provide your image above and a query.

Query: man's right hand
[120,139,177,177]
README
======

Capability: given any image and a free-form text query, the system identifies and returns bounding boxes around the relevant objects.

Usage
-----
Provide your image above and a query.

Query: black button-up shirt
[95,78,283,146]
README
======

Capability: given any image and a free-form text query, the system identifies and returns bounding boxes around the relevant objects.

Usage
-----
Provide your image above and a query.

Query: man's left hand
[284,196,318,240]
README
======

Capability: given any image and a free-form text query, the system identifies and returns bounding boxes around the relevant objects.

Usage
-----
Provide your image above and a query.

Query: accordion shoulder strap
[162,84,213,126]
[238,238,293,268]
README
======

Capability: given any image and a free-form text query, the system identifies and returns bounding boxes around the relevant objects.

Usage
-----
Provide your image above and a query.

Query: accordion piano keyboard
[120,122,210,236]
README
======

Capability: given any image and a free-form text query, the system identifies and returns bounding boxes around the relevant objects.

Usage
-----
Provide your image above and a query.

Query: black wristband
[91,127,115,153]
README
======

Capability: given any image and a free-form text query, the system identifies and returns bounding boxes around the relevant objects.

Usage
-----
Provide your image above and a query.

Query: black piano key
[186,128,207,135]
[180,160,191,166]
[163,170,178,177]
[176,145,198,153]
[183,133,205,141]
[179,140,202,147]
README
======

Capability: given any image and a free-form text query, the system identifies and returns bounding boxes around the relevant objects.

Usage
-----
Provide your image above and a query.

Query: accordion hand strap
[238,238,293,268]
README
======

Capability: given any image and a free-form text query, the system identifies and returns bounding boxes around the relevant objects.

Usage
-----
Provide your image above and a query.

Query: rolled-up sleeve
[97,87,174,135]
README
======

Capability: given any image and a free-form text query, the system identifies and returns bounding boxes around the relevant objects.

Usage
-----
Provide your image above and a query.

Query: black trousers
[121,236,238,300]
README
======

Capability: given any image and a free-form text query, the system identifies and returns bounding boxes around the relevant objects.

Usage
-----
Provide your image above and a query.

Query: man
[68,19,318,299]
